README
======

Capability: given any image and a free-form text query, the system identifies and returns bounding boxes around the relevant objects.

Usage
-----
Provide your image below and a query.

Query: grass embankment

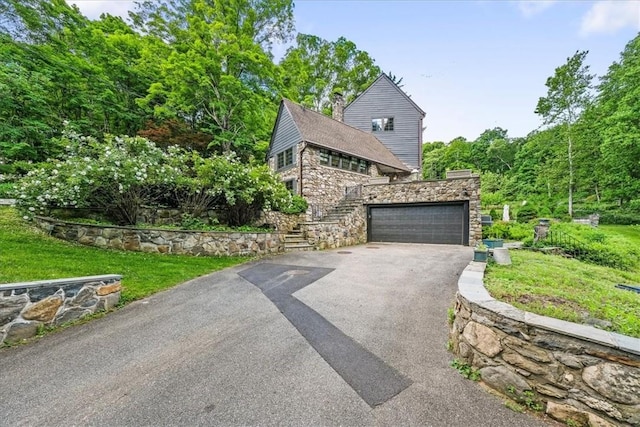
[485,248,640,338]
[0,207,249,303]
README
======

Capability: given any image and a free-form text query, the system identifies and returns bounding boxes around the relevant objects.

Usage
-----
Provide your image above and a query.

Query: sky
[69,0,640,143]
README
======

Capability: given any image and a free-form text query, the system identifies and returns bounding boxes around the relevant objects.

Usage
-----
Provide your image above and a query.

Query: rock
[503,335,551,363]
[582,363,640,405]
[502,349,547,375]
[27,286,58,302]
[545,401,590,426]
[54,307,91,326]
[4,321,40,343]
[71,287,97,306]
[96,283,122,296]
[462,321,502,357]
[0,294,29,325]
[479,365,530,395]
[97,292,120,311]
[587,413,617,427]
[554,352,583,369]
[577,395,622,420]
[535,383,567,399]
[22,296,63,322]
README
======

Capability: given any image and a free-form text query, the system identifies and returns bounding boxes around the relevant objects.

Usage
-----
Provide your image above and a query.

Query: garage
[367,202,469,245]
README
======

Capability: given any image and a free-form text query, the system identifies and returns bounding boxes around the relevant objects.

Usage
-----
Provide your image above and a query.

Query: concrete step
[284,237,308,244]
[284,243,316,252]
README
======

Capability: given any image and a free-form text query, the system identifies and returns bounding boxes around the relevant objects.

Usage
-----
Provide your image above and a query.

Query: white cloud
[580,1,640,36]
[517,0,557,17]
[69,1,136,20]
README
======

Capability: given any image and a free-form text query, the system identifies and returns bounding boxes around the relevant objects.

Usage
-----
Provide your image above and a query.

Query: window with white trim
[372,117,394,131]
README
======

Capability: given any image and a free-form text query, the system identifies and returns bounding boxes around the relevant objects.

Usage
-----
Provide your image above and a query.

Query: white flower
[23,215,29,220]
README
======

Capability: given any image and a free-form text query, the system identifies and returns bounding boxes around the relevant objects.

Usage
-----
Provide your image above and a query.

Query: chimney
[332,92,344,122]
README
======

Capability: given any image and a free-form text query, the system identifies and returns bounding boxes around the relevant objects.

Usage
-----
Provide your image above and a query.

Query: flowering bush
[15,130,303,226]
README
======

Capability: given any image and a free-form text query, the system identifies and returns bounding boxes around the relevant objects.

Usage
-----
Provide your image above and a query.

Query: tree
[535,50,594,217]
[280,34,381,113]
[596,35,640,204]
[137,0,293,159]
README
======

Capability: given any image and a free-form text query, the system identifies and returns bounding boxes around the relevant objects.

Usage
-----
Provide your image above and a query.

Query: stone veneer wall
[0,275,122,346]
[451,262,640,427]
[300,204,367,249]
[35,217,285,256]
[258,211,304,233]
[301,145,378,210]
[363,177,482,246]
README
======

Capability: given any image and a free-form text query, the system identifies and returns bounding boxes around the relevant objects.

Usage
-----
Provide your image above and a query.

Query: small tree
[535,51,594,217]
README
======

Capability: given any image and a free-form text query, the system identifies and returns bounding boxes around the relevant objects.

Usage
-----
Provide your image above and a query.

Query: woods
[423,36,640,222]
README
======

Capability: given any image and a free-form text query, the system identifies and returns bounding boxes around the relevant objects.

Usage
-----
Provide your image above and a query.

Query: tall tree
[136,0,294,158]
[596,35,640,204]
[280,34,382,113]
[535,50,593,217]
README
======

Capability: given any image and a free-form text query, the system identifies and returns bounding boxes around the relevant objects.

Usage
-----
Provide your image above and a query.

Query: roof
[345,74,425,117]
[281,99,410,172]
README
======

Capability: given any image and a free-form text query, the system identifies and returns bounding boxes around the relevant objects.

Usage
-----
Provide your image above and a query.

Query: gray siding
[269,104,302,160]
[344,76,423,170]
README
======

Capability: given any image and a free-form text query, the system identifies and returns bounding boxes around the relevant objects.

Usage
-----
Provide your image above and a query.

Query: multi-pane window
[319,149,369,175]
[372,117,394,131]
[284,179,296,194]
[276,147,294,169]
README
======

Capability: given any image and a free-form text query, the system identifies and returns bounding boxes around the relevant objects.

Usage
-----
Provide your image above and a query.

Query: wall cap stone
[0,275,122,292]
[458,261,640,356]
[364,176,480,187]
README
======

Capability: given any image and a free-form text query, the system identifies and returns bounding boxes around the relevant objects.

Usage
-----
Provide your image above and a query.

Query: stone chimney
[332,92,344,122]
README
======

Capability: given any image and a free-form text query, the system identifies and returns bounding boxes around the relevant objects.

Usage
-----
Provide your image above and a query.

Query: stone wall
[258,211,304,233]
[301,145,378,210]
[51,206,220,226]
[35,217,285,257]
[450,262,640,427]
[364,176,482,245]
[300,204,367,249]
[0,275,122,346]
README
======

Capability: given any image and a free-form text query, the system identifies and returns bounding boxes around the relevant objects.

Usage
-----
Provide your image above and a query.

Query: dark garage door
[368,202,469,245]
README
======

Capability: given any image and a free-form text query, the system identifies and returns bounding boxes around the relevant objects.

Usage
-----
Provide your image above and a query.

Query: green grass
[484,250,640,337]
[599,224,640,247]
[0,207,249,303]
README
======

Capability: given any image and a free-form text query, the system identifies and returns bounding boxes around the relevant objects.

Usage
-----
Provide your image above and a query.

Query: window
[372,117,394,131]
[284,179,296,194]
[276,147,294,169]
[319,149,369,175]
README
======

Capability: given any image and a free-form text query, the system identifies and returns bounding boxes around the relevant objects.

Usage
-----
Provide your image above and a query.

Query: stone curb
[0,274,122,291]
[458,261,640,356]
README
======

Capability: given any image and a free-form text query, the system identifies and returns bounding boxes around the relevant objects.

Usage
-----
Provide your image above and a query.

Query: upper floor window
[277,147,294,169]
[319,149,369,174]
[372,117,394,132]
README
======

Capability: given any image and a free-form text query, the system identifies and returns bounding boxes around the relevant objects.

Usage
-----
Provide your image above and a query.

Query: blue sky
[70,0,640,142]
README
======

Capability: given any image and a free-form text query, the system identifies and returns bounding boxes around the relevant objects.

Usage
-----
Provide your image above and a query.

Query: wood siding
[269,103,302,162]
[344,76,423,170]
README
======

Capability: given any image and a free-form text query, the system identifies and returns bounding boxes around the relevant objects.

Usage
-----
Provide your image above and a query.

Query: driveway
[0,244,548,426]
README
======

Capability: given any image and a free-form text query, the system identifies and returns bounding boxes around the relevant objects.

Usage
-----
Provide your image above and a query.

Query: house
[266,75,481,247]
[343,74,425,171]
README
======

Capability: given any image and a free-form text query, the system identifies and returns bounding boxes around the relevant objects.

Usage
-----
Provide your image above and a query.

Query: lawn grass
[0,207,249,303]
[599,224,640,247]
[484,250,640,338]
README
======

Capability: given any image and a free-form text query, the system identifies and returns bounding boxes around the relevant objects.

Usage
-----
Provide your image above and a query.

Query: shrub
[279,195,308,214]
[483,221,534,241]
[516,204,538,223]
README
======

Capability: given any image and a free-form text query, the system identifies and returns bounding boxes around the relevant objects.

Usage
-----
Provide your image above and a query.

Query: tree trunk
[567,125,574,218]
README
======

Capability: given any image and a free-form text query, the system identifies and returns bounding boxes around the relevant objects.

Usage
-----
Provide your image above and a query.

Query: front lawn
[484,250,640,338]
[0,207,249,303]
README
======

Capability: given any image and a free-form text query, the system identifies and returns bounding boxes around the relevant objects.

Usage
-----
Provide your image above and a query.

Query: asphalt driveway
[0,244,548,426]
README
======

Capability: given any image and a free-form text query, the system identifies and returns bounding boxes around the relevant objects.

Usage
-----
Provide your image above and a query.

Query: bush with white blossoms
[15,130,304,226]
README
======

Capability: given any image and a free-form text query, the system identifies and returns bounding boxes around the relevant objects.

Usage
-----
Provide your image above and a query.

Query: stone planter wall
[450,262,640,426]
[258,211,304,233]
[0,275,122,346]
[35,217,285,257]
[364,177,482,245]
[300,204,367,249]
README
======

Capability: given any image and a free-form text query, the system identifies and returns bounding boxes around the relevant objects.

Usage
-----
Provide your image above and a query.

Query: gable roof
[280,99,410,172]
[345,74,425,117]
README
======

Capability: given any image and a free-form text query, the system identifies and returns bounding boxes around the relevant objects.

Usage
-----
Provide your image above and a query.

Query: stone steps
[284,229,315,252]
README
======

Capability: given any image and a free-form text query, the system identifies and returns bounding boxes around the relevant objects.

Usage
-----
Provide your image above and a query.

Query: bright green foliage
[14,131,297,226]
[451,359,481,381]
[280,33,382,112]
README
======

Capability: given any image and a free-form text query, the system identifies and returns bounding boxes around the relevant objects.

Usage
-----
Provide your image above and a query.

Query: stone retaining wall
[35,217,285,257]
[0,275,122,346]
[364,177,482,245]
[300,204,367,249]
[259,211,304,233]
[450,262,640,426]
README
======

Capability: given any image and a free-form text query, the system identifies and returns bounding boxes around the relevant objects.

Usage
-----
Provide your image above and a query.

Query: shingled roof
[281,99,410,172]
